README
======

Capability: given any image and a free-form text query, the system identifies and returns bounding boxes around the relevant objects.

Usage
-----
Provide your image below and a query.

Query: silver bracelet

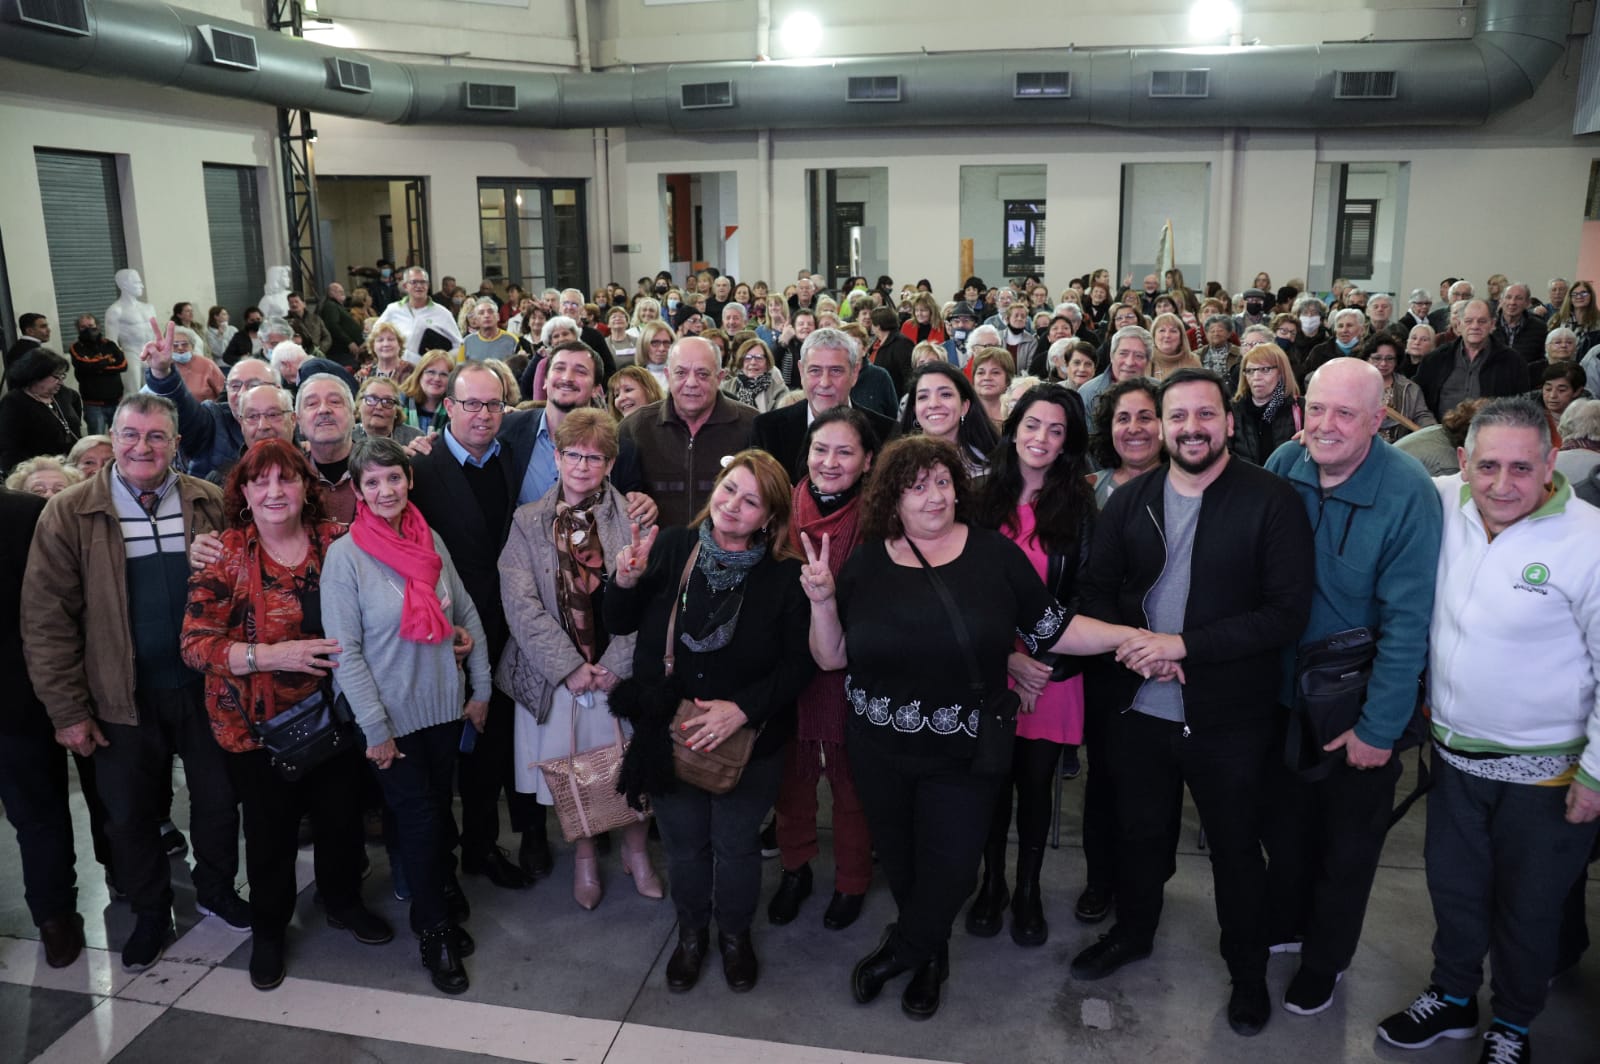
[245,643,257,672]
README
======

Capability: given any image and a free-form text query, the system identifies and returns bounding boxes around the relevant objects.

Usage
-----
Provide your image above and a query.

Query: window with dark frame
[1003,200,1046,277]
[1334,199,1377,279]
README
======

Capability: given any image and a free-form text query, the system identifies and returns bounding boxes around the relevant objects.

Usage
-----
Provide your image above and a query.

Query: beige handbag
[535,688,648,843]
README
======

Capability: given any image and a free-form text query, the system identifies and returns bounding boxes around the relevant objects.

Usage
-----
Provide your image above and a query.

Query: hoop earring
[239,506,253,523]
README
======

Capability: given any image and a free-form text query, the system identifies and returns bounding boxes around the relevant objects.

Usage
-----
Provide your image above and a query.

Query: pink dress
[1005,501,1085,745]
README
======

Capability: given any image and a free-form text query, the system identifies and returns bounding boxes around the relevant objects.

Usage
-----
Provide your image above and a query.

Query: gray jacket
[321,527,491,747]
[496,481,637,722]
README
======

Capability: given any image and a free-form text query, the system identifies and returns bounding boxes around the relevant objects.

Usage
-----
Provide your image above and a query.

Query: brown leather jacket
[22,468,224,730]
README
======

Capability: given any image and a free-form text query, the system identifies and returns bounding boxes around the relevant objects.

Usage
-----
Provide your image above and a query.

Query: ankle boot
[573,839,603,910]
[620,823,664,899]
[420,923,469,995]
[964,830,1009,937]
[1010,844,1048,947]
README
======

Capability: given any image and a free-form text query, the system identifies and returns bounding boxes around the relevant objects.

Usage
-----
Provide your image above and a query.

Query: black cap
[949,301,978,321]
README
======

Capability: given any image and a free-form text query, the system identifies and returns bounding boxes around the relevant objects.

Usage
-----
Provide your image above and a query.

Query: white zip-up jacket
[1428,473,1600,790]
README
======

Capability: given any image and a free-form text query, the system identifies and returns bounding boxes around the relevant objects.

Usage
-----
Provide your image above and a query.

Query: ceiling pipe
[0,0,1572,131]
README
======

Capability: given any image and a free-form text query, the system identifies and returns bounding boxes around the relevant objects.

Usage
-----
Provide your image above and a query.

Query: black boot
[901,944,949,1020]
[420,924,469,995]
[964,829,1009,938]
[1010,844,1048,947]
[768,863,813,925]
[852,923,914,1004]
[666,925,710,992]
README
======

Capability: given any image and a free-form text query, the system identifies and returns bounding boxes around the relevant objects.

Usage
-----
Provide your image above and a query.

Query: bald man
[1262,358,1443,1018]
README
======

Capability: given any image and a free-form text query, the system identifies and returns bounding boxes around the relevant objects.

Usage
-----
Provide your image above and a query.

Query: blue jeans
[374,721,461,932]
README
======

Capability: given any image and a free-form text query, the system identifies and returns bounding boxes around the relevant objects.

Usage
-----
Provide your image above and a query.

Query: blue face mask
[1275,336,1293,353]
[1336,336,1359,353]
[172,347,193,364]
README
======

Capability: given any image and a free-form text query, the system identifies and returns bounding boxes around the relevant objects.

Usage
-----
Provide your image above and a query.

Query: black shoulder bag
[904,539,1020,776]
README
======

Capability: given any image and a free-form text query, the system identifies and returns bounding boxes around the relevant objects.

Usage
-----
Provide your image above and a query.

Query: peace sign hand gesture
[799,531,834,603]
[614,521,659,589]
[141,317,177,380]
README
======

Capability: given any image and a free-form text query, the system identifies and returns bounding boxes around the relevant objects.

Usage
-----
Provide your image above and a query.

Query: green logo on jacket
[1522,562,1550,586]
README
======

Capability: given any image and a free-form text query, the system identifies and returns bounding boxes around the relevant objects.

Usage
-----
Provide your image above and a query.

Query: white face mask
[1299,315,1322,335]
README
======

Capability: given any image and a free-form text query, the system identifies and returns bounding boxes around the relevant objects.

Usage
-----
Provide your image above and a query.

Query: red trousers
[773,738,873,895]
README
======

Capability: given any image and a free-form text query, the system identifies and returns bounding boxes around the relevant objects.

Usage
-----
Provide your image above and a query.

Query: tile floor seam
[602,914,682,1063]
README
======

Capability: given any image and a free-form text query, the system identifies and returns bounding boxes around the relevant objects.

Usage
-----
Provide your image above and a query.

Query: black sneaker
[1069,929,1152,981]
[1377,985,1480,1049]
[1283,966,1344,1016]
[1478,1022,1531,1063]
[121,914,174,971]
[327,905,395,945]
[1073,884,1113,924]
[1228,975,1271,1036]
[160,823,189,858]
[197,890,251,932]
[760,820,780,859]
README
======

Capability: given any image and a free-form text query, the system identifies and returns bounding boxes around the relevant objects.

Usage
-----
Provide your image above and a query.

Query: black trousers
[849,737,1001,966]
[1080,697,1120,893]
[0,733,78,925]
[227,745,366,937]
[1263,753,1402,975]
[651,747,784,936]
[375,721,460,932]
[459,688,544,856]
[986,736,1066,855]
[1106,709,1275,978]
[93,685,239,919]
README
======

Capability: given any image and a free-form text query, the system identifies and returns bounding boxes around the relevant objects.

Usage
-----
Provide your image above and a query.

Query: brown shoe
[40,913,85,969]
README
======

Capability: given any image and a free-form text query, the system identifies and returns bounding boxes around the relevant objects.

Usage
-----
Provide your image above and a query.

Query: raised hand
[614,521,658,588]
[141,316,177,379]
[798,531,834,603]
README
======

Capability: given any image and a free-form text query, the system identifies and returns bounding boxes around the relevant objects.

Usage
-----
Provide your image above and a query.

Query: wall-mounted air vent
[1149,69,1209,98]
[680,81,734,110]
[1015,71,1071,99]
[1334,70,1397,99]
[10,0,90,36]
[197,25,259,71]
[464,82,516,111]
[847,76,901,103]
[330,57,372,94]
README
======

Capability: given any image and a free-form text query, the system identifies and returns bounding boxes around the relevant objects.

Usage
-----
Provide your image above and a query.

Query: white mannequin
[105,268,156,395]
[259,265,291,321]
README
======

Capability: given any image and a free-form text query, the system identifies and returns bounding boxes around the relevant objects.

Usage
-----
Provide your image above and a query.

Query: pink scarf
[350,500,451,644]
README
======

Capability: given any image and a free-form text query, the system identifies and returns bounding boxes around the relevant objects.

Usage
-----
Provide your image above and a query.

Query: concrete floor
[1,755,1597,1064]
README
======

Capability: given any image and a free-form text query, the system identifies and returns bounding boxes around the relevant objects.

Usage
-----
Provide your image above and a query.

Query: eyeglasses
[114,429,172,446]
[1368,355,1398,365]
[1242,365,1278,377]
[241,410,291,424]
[446,397,508,414]
[50,370,69,381]
[559,450,608,468]
[362,396,399,409]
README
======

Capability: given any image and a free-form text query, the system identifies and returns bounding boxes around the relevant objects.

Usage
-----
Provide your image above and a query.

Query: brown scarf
[788,477,865,781]
[553,489,608,664]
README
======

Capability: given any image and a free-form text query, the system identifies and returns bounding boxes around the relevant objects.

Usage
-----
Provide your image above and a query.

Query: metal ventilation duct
[0,0,1572,131]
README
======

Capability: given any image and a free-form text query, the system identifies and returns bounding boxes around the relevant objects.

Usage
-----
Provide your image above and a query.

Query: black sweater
[1078,458,1314,730]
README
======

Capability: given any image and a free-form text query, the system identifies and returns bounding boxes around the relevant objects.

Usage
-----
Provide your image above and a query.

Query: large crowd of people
[2,262,1598,1064]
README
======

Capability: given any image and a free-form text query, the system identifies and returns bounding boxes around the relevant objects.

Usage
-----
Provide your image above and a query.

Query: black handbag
[240,685,362,782]
[904,540,1020,776]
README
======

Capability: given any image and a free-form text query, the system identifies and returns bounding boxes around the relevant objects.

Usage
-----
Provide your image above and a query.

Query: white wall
[959,165,1046,287]
[0,64,283,379]
[1120,163,1211,288]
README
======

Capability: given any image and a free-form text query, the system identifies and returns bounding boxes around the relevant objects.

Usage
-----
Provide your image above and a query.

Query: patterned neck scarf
[1259,380,1290,424]
[732,371,772,408]
[553,488,608,663]
[695,520,766,592]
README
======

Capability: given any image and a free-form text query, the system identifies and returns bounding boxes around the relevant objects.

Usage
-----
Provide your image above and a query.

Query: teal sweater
[1266,437,1443,748]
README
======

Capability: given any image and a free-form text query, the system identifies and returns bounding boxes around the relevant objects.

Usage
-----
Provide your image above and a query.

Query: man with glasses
[408,363,541,887]
[143,323,277,479]
[24,394,245,972]
[1398,290,1435,336]
[618,336,756,527]
[377,267,462,357]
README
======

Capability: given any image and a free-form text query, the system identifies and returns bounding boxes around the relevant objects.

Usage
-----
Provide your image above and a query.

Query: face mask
[1300,315,1322,334]
[1336,336,1359,353]
[667,298,680,311]
[172,348,193,364]
[79,328,100,345]
[380,268,392,279]
[1275,336,1293,353]
[1245,300,1264,315]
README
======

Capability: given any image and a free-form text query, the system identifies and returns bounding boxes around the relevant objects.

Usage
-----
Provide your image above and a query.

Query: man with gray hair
[295,372,358,522]
[378,267,462,356]
[142,326,278,480]
[1399,289,1435,336]
[558,288,615,378]
[24,392,245,972]
[720,300,748,335]
[750,327,899,482]
[1377,397,1600,1063]
[1366,293,1397,339]
[1078,324,1155,416]
[1415,300,1528,420]
[1494,282,1547,364]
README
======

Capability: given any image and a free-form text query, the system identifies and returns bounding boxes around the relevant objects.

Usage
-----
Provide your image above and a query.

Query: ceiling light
[1188,0,1238,41]
[780,12,822,57]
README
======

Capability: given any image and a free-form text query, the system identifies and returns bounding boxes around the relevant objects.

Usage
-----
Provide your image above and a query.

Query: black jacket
[1413,337,1529,419]
[1230,396,1301,466]
[868,332,916,398]
[408,437,520,664]
[0,387,82,474]
[1079,459,1314,729]
[750,401,899,485]
[0,488,48,737]
[1494,314,1547,364]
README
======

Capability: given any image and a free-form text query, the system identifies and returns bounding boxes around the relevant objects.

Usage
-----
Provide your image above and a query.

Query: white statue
[105,268,156,396]
[259,265,292,321]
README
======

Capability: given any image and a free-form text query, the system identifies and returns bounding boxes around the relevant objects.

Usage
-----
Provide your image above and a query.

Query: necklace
[259,535,309,568]
[38,396,79,441]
